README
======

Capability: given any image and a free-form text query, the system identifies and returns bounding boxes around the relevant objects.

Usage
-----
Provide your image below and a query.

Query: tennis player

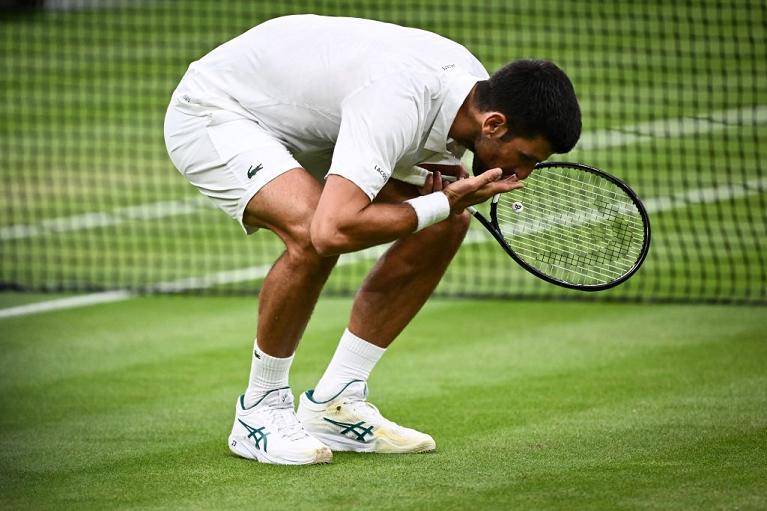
[164,14,581,465]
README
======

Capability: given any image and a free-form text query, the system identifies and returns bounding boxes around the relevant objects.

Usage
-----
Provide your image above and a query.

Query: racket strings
[497,195,644,260]
[497,192,644,244]
[499,232,631,280]
[501,198,642,276]
[499,197,643,262]
[495,168,645,285]
[497,187,643,255]
[502,236,630,279]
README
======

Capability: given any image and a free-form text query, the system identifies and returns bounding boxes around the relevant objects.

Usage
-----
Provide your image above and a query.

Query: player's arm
[311,76,520,256]
[310,168,521,256]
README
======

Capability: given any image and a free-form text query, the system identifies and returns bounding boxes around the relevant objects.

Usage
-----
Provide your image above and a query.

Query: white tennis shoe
[296,380,436,454]
[228,387,332,465]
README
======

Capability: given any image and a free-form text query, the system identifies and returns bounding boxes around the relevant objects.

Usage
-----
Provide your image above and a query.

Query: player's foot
[228,387,333,465]
[296,380,436,453]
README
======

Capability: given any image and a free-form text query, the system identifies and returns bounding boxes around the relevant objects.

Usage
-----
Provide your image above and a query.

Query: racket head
[489,161,651,291]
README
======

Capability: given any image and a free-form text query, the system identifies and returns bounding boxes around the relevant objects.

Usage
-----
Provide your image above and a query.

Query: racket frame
[469,161,651,291]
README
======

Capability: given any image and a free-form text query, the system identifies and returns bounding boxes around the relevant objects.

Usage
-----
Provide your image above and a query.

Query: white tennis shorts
[163,94,303,234]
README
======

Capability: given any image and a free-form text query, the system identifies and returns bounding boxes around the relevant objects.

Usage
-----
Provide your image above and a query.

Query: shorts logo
[247,164,263,179]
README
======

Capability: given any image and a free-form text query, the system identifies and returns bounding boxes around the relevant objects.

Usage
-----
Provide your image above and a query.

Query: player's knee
[450,210,471,236]
[284,224,339,271]
[432,211,470,246]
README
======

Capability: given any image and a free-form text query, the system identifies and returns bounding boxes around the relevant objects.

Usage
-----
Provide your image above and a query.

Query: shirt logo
[374,164,389,181]
[247,164,263,179]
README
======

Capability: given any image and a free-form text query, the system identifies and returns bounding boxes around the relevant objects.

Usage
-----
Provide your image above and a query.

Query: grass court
[1,295,765,509]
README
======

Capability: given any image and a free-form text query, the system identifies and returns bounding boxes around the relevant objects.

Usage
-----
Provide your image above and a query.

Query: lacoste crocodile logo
[247,164,263,179]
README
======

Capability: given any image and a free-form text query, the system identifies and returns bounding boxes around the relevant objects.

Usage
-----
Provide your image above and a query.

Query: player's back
[180,15,485,136]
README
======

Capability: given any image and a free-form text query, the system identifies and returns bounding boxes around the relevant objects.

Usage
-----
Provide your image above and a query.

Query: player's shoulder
[258,15,479,62]
[252,15,487,88]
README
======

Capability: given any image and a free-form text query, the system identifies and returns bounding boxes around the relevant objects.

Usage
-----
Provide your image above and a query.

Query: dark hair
[474,59,581,153]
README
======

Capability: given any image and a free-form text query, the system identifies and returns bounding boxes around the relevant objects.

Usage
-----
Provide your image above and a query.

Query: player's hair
[474,59,581,153]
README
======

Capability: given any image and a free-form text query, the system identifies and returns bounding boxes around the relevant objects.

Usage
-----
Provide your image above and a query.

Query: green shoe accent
[304,380,365,404]
[237,419,270,452]
[322,417,374,442]
[239,386,292,410]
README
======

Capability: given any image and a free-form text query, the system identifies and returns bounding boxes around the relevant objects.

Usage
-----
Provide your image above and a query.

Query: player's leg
[348,204,470,347]
[242,168,339,359]
[238,167,338,406]
[297,179,470,453]
[165,101,334,464]
[228,167,338,464]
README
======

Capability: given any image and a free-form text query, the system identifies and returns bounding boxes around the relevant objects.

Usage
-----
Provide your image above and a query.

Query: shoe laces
[266,398,307,441]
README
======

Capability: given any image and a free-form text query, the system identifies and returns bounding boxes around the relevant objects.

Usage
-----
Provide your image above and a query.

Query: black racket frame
[470,161,651,291]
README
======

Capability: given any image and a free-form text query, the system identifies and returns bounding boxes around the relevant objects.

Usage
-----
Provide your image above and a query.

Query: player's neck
[448,85,481,148]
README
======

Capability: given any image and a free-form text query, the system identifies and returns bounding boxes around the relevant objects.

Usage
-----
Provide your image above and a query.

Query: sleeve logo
[374,164,389,181]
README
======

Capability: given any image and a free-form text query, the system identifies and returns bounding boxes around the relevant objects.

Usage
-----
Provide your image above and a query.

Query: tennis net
[1,0,765,303]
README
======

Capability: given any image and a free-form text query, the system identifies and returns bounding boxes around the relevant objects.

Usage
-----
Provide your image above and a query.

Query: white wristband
[405,192,451,232]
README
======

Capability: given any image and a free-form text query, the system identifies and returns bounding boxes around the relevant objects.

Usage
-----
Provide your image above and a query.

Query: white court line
[577,105,767,151]
[2,106,766,317]
[144,244,397,293]
[0,291,134,319]
[1,197,213,242]
[2,105,764,242]
[645,176,767,212]
[0,253,387,318]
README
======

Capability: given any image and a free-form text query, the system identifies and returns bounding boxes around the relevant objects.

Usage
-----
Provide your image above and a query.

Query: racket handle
[467,206,478,215]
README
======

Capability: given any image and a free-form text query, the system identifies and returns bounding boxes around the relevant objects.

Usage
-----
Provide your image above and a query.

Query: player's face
[470,119,553,180]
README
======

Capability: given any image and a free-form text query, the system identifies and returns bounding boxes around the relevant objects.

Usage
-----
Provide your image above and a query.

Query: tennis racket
[467,161,651,291]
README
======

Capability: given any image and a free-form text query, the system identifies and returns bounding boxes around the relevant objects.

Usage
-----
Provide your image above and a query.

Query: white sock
[243,339,294,408]
[312,328,385,402]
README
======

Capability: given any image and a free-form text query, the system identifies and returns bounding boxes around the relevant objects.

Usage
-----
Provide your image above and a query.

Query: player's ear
[481,112,508,139]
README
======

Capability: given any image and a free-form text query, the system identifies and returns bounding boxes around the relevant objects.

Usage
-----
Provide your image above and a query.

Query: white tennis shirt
[177,14,489,199]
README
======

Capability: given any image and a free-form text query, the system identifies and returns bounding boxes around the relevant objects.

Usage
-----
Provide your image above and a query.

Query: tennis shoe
[297,380,436,453]
[228,387,332,465]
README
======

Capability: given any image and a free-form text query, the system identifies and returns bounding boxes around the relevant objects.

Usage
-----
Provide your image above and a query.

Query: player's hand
[442,168,523,213]
[418,170,446,195]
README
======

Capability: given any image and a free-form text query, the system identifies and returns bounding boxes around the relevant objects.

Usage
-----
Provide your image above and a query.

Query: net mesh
[1,0,765,303]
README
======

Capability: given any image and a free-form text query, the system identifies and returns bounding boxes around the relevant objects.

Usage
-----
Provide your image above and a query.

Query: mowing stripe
[2,105,764,242]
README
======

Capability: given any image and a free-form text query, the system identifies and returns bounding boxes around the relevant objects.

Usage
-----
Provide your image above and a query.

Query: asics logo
[323,417,374,442]
[238,419,270,452]
[247,164,263,179]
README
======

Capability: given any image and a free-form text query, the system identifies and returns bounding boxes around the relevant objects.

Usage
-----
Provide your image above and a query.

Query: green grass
[1,296,765,509]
